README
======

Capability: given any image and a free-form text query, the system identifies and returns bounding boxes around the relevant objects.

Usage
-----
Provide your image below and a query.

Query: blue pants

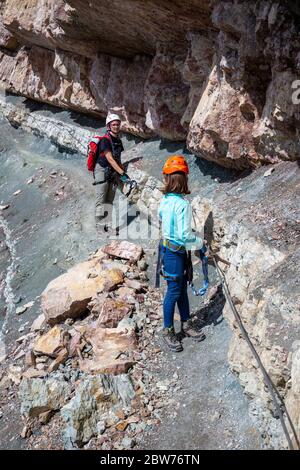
[162,246,190,328]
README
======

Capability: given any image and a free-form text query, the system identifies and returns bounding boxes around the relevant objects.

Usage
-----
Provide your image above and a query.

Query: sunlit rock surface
[0,1,299,167]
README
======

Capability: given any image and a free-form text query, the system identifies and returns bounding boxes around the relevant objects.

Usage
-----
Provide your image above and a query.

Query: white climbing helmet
[106,113,121,127]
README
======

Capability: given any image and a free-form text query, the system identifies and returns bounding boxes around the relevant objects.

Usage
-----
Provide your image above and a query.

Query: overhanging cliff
[0,0,299,169]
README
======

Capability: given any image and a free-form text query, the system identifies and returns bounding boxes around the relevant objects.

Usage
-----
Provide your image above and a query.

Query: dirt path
[138,314,261,450]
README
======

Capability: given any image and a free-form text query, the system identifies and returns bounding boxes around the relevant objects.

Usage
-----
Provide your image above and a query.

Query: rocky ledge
[0,1,300,168]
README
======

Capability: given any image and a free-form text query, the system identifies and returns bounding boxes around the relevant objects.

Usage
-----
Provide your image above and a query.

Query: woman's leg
[162,247,185,328]
[177,275,190,322]
[163,279,181,328]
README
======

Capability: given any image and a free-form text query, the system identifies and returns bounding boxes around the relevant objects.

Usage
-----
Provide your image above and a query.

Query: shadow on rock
[192,284,226,328]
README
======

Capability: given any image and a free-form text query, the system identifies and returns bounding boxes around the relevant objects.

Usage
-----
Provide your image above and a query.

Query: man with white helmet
[94,113,130,234]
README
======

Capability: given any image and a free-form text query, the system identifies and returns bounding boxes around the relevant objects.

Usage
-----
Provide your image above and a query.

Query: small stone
[25,351,36,368]
[16,306,28,315]
[115,410,126,420]
[48,348,69,373]
[21,424,32,439]
[33,325,64,357]
[97,420,106,435]
[138,260,148,271]
[39,410,53,425]
[30,314,46,332]
[121,437,135,449]
[116,420,129,432]
[263,167,275,177]
[22,368,47,379]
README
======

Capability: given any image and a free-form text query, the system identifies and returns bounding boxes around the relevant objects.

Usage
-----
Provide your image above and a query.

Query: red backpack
[86,134,111,172]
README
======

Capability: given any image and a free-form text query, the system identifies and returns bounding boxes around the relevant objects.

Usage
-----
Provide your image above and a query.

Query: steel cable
[212,256,300,450]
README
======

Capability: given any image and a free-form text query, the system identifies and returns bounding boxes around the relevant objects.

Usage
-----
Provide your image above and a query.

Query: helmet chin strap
[108,128,119,137]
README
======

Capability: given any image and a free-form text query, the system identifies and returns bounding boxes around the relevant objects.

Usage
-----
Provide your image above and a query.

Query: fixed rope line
[212,255,300,451]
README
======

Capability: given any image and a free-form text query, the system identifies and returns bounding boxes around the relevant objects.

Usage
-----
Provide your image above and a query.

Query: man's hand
[120,173,130,183]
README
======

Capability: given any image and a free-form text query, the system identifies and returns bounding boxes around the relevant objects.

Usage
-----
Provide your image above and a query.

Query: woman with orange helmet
[158,155,206,352]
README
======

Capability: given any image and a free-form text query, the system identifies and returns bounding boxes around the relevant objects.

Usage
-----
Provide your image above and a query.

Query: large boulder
[41,258,124,325]
[61,373,135,448]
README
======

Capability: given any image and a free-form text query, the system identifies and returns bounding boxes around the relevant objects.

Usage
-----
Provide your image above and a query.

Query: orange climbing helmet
[162,155,189,175]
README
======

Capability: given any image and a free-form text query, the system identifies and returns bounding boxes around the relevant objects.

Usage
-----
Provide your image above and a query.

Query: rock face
[0,1,299,167]
[187,2,300,169]
[192,161,300,448]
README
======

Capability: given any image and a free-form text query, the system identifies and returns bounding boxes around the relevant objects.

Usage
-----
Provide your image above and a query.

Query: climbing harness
[92,168,138,198]
[155,239,189,288]
[212,254,300,451]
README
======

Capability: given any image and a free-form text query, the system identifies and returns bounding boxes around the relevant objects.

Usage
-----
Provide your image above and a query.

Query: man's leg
[105,180,117,234]
[94,166,110,233]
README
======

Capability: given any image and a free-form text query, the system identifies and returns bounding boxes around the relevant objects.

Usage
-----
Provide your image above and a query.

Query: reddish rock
[114,287,137,304]
[102,241,143,263]
[88,296,133,328]
[33,325,64,358]
[48,348,69,373]
[80,325,137,375]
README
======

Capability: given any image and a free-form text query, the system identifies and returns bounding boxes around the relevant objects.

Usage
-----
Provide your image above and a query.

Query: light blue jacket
[158,193,202,250]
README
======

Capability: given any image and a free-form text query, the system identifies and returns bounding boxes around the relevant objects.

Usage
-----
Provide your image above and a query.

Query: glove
[120,173,130,183]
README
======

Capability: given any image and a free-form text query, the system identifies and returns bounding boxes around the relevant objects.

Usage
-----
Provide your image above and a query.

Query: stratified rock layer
[0,1,299,167]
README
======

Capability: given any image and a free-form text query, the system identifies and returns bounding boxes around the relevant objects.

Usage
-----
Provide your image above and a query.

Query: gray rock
[61,373,135,448]
[96,420,106,435]
[121,437,135,449]
[118,316,136,331]
[138,260,148,271]
[19,377,71,418]
[61,379,99,448]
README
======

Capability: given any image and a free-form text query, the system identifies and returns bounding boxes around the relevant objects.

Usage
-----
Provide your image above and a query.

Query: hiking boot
[162,327,183,352]
[180,319,206,342]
